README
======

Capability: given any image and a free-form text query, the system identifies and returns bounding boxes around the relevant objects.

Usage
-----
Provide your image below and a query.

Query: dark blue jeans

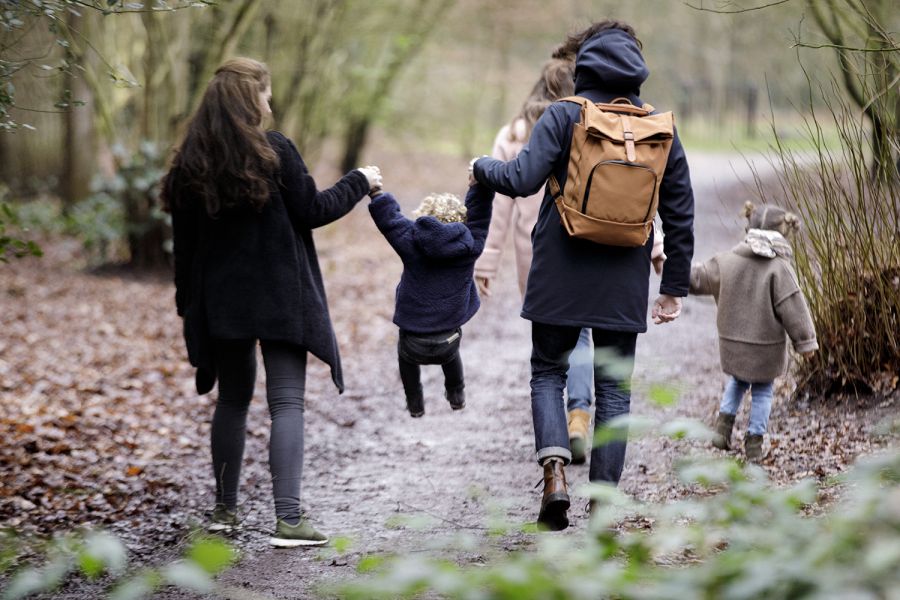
[530,322,636,484]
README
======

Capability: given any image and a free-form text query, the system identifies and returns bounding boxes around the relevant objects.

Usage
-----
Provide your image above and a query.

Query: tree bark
[61,10,97,208]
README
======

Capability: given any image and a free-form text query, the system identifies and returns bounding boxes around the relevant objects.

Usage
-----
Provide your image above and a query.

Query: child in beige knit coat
[690,202,818,462]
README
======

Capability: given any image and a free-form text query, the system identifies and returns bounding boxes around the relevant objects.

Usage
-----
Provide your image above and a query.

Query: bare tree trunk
[338,0,455,172]
[61,10,97,208]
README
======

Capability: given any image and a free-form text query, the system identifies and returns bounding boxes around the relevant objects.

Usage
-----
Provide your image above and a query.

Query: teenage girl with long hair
[163,57,381,547]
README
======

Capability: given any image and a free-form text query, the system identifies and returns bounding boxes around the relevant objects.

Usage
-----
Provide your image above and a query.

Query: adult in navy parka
[473,21,695,531]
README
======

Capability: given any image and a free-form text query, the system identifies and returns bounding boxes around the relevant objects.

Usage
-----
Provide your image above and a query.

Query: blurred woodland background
[1,0,898,393]
[0,0,897,400]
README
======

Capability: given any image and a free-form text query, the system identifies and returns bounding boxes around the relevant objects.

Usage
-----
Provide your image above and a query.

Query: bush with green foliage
[334,421,899,600]
[0,531,234,600]
[0,186,42,263]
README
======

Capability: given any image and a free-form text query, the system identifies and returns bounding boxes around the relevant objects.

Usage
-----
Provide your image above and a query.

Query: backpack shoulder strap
[555,96,590,106]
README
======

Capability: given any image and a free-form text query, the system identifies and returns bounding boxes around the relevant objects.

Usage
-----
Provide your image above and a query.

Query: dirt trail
[3,151,891,599]
[196,151,886,599]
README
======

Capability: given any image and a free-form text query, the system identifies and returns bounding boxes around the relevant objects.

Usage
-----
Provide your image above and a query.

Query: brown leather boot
[537,459,570,531]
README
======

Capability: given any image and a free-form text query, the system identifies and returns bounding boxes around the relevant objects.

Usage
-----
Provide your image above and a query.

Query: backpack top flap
[559,96,674,143]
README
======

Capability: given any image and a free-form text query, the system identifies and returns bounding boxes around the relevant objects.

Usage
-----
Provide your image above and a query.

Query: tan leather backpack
[549,96,675,247]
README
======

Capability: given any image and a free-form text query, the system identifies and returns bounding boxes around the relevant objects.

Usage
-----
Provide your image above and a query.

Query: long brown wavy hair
[508,58,575,143]
[164,58,279,216]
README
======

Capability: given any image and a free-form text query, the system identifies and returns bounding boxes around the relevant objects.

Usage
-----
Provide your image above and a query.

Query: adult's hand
[468,155,488,180]
[652,294,682,324]
[357,165,383,193]
[476,276,492,298]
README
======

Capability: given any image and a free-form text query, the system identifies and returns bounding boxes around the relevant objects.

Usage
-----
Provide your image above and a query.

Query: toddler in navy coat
[369,182,494,417]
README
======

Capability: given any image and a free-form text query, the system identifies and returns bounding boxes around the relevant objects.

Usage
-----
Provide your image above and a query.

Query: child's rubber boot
[567,409,591,464]
[744,434,765,463]
[712,412,736,450]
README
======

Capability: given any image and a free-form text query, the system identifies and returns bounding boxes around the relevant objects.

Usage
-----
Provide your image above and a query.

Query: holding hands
[358,165,383,195]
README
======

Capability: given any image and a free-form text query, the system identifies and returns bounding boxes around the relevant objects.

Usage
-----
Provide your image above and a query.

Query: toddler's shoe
[446,385,465,410]
[712,412,736,450]
[744,434,765,463]
[269,517,328,548]
[567,409,591,464]
[208,504,239,533]
[406,394,424,418]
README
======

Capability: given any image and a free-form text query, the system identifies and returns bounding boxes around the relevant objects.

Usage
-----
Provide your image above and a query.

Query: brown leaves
[0,257,205,543]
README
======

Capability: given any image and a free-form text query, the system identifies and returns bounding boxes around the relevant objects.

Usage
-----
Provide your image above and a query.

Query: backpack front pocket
[582,160,658,224]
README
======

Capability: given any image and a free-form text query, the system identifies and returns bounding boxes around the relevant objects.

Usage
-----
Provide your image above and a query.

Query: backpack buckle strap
[548,175,563,199]
[621,115,637,162]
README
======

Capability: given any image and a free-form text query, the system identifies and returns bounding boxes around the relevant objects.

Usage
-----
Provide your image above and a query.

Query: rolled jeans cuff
[536,446,571,466]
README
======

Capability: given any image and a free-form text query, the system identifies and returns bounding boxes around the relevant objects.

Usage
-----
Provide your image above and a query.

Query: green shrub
[0,531,235,600]
[334,440,900,600]
[0,186,42,263]
[66,191,128,264]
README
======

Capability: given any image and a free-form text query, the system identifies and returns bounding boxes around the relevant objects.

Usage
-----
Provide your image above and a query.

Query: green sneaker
[208,504,239,532]
[269,518,328,548]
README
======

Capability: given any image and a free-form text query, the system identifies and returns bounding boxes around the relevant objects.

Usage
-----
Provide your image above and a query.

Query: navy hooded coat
[368,184,494,333]
[473,29,695,332]
[168,130,369,393]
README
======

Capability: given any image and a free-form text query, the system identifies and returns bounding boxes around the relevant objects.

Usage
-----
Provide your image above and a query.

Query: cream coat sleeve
[474,125,520,281]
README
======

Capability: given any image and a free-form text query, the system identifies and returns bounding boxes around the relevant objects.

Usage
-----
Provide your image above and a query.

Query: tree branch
[792,41,899,52]
[683,0,793,13]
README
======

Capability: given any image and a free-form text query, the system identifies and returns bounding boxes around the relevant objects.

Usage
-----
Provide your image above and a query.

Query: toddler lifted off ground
[368,180,493,417]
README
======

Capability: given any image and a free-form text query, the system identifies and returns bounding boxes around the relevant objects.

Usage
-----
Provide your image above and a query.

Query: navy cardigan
[368,184,494,333]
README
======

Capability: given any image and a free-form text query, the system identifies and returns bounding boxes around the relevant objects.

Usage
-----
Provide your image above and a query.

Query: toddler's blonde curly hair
[413,193,467,224]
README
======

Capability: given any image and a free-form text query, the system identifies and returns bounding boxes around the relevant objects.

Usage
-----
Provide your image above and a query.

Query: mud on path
[1,150,894,599]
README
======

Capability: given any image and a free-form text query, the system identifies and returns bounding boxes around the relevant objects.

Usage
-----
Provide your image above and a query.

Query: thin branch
[7,106,67,114]
[792,41,900,52]
[68,0,212,14]
[683,0,793,13]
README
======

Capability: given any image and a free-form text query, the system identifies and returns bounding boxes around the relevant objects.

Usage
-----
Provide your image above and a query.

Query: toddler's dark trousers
[211,339,306,524]
[397,328,464,408]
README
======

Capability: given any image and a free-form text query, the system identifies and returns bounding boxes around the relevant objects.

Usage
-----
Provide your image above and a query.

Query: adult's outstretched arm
[271,131,369,230]
[472,104,568,198]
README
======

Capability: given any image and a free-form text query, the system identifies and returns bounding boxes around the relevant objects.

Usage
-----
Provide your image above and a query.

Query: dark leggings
[211,339,306,524]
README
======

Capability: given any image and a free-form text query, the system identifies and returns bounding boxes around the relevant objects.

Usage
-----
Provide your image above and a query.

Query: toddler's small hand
[802,351,816,359]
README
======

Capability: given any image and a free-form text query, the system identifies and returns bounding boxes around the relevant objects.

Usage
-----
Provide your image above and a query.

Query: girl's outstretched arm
[689,257,721,297]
